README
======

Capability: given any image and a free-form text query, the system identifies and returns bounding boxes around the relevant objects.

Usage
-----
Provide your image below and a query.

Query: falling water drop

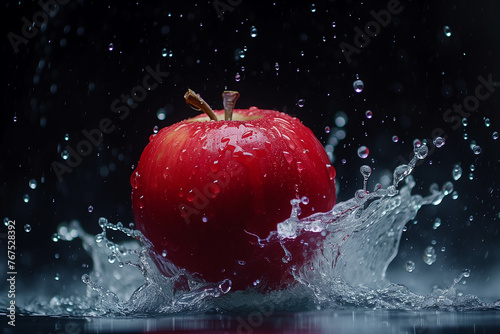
[29,179,38,189]
[88,205,94,213]
[405,261,415,272]
[24,224,32,232]
[324,126,331,134]
[433,136,445,148]
[157,108,167,120]
[493,131,499,140]
[250,26,258,38]
[357,146,369,159]
[443,26,452,37]
[432,218,441,230]
[472,145,482,155]
[108,43,114,51]
[297,99,305,107]
[365,110,373,119]
[452,164,462,180]
[392,135,399,143]
[353,79,364,93]
[23,194,30,203]
[484,118,491,127]
[423,246,437,265]
[235,72,241,82]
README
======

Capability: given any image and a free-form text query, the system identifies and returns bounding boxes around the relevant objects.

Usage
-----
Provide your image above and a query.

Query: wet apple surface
[131,90,336,290]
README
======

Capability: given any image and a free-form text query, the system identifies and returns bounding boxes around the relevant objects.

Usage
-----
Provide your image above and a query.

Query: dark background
[1,0,499,303]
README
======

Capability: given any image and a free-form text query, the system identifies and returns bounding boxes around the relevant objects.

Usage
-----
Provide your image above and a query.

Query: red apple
[131,90,336,291]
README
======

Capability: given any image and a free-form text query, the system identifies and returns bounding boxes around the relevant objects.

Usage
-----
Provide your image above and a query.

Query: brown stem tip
[184,88,218,121]
[222,91,240,121]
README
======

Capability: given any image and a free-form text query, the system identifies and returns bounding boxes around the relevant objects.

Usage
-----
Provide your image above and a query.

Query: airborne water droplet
[443,25,451,37]
[432,218,441,230]
[297,99,305,107]
[423,246,437,265]
[392,135,399,143]
[493,131,499,140]
[452,164,462,180]
[23,194,30,203]
[365,110,373,119]
[235,72,241,82]
[433,136,445,148]
[29,179,38,189]
[472,145,482,155]
[405,261,415,272]
[250,26,258,38]
[88,205,94,213]
[353,79,364,93]
[357,146,369,159]
[108,43,114,51]
[24,224,31,232]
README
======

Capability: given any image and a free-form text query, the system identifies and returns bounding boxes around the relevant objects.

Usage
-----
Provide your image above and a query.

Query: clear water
[13,141,499,317]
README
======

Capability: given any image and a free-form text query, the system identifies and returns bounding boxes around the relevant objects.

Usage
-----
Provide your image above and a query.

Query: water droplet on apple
[208,183,221,197]
[186,190,195,202]
[296,161,304,173]
[131,171,140,189]
[326,164,335,181]
[211,160,220,173]
[242,130,253,139]
[283,151,293,164]
[179,149,187,161]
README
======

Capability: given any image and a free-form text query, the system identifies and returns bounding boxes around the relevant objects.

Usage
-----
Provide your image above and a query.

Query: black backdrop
[1,0,500,302]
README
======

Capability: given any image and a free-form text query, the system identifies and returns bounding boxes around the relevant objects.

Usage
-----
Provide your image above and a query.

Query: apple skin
[131,107,336,291]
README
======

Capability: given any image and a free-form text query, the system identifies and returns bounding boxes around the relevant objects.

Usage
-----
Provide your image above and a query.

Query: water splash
[17,142,500,316]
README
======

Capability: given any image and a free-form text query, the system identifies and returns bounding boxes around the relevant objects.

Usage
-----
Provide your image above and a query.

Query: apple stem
[184,89,218,121]
[222,91,240,121]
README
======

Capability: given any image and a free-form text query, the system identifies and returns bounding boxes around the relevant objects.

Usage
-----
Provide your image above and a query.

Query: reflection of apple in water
[131,89,336,291]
